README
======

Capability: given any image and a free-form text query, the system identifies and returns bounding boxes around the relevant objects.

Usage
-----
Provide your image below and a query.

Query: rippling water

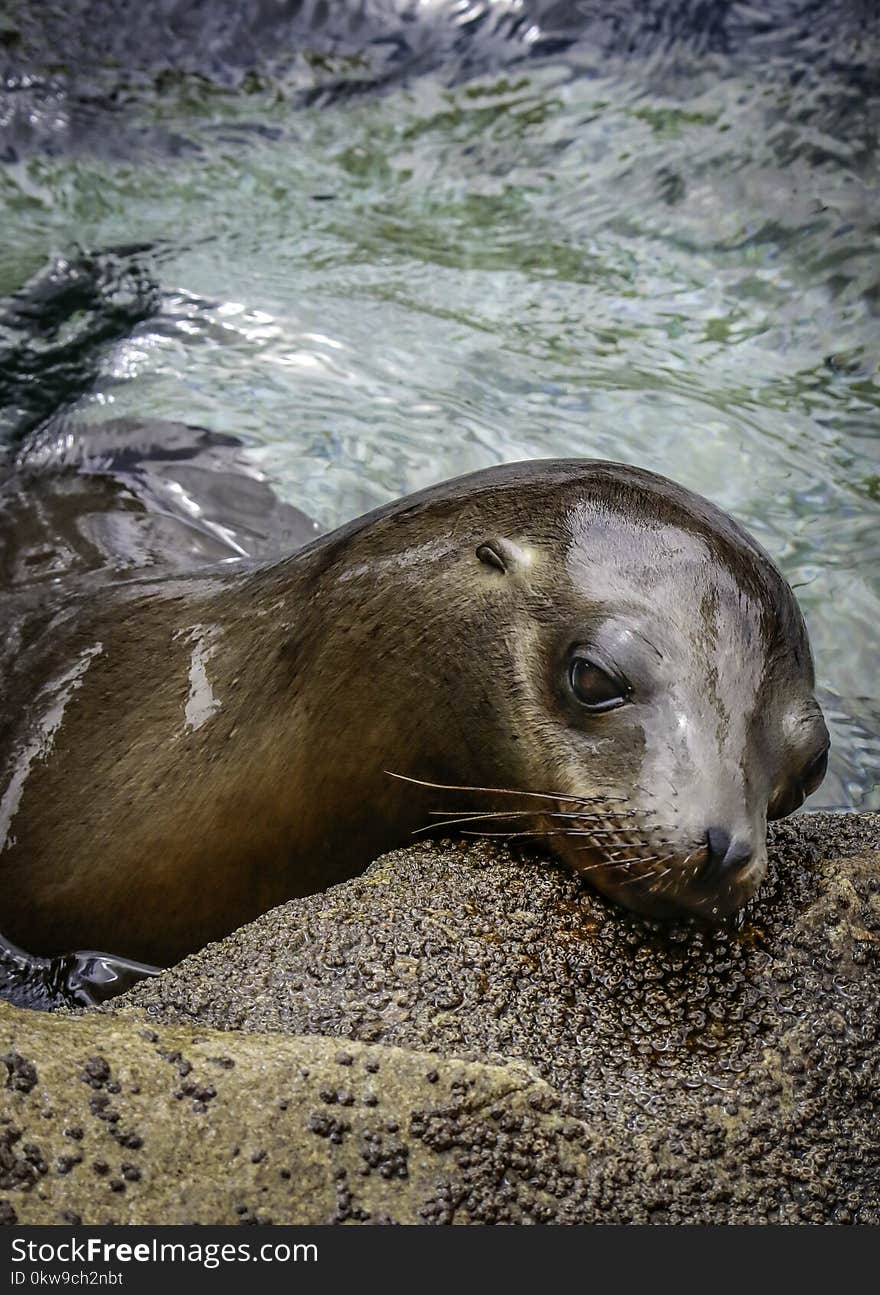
[1,1,878,806]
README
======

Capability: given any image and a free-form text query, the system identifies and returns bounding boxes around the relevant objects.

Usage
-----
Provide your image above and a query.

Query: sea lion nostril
[706,827,731,862]
[705,828,753,877]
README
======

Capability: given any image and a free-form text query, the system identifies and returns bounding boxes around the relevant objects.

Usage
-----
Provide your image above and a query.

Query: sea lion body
[0,460,828,965]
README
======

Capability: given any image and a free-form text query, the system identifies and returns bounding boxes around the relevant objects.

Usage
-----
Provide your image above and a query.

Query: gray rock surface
[1,1002,616,1224]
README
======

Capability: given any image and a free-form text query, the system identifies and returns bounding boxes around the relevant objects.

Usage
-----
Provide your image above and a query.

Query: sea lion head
[422,461,829,920]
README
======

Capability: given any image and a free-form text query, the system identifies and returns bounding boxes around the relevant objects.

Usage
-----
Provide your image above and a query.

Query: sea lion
[0,459,829,967]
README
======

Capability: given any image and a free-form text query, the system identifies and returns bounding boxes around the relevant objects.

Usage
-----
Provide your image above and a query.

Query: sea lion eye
[801,743,829,797]
[569,656,629,711]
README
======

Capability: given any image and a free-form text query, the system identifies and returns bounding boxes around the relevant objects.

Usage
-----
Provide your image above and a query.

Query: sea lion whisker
[421,809,620,828]
[562,810,662,824]
[426,809,635,822]
[652,871,684,898]
[426,809,542,819]
[457,829,577,840]
[457,827,634,841]
[615,855,677,885]
[411,812,535,835]
[385,771,627,804]
[554,830,644,843]
[574,858,639,874]
[414,809,618,835]
[622,854,677,888]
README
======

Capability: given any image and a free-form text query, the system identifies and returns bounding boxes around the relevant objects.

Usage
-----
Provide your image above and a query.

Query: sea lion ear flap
[475,537,523,575]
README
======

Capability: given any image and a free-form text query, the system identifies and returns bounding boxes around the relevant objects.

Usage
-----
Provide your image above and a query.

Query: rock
[0,1002,618,1224]
[118,811,880,1223]
[2,811,879,1222]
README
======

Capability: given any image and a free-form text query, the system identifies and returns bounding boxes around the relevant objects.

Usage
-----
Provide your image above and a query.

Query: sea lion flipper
[0,931,159,1011]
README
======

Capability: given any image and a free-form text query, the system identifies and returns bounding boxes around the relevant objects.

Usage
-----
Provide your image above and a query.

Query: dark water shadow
[0,247,162,447]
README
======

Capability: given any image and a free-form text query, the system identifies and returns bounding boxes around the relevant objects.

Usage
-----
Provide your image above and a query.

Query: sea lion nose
[705,827,753,878]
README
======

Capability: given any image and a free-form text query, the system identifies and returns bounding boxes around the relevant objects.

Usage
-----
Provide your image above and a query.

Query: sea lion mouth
[392,775,767,922]
[564,837,766,922]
